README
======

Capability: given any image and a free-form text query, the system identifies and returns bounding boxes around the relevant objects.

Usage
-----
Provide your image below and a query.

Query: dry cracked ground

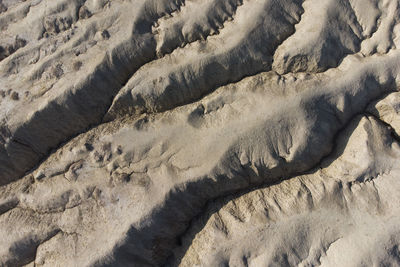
[0,0,400,266]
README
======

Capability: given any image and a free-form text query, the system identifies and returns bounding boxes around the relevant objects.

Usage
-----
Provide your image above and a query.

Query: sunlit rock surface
[0,0,400,266]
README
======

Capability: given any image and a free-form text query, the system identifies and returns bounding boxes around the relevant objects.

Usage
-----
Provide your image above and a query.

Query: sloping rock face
[0,0,400,266]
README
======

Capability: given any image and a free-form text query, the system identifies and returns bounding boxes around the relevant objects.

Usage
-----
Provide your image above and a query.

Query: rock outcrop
[0,0,400,266]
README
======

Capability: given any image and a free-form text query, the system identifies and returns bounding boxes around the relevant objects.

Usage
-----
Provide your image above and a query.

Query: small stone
[78,6,91,20]
[73,61,82,71]
[51,64,64,78]
[84,143,94,151]
[92,188,102,199]
[34,170,45,180]
[93,151,104,162]
[112,171,130,184]
[14,36,26,50]
[101,30,110,39]
[116,145,123,155]
[11,91,19,100]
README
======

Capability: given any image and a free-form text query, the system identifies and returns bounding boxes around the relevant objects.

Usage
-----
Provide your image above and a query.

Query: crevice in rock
[153,0,245,57]
[14,4,306,187]
[365,111,400,143]
[93,88,396,266]
[0,0,191,186]
[4,229,60,267]
[105,0,306,121]
[0,197,19,215]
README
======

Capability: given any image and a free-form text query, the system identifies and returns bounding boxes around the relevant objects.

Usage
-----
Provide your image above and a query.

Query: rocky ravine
[0,0,400,266]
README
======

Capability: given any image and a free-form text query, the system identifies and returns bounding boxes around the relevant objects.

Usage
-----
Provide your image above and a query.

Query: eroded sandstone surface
[0,0,400,266]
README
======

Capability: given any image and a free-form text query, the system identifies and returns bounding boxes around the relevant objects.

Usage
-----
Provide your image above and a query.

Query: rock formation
[0,0,400,266]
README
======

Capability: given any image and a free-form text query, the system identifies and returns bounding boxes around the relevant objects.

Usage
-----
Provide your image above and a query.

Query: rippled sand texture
[0,0,400,266]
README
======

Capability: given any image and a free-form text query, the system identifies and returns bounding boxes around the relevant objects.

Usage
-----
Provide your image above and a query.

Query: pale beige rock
[171,115,400,266]
[0,0,400,266]
[368,92,400,136]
